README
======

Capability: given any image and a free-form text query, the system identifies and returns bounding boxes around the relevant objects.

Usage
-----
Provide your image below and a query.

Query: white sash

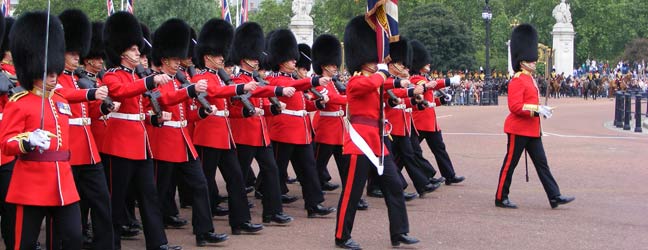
[345,118,384,175]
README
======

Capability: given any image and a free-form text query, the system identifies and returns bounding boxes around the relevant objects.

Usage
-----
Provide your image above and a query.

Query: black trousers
[314,143,349,185]
[197,146,251,227]
[0,160,15,249]
[71,163,114,249]
[419,130,457,178]
[335,154,409,241]
[409,130,438,179]
[367,137,407,193]
[105,155,167,249]
[271,141,324,208]
[235,144,283,216]
[12,203,82,250]
[495,134,561,201]
[155,157,214,234]
[101,153,138,228]
[391,135,433,194]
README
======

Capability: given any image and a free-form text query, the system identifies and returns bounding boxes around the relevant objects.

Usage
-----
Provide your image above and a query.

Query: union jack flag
[1,0,10,17]
[366,0,399,63]
[221,0,232,24]
[125,0,134,14]
[106,0,115,16]
[238,0,249,27]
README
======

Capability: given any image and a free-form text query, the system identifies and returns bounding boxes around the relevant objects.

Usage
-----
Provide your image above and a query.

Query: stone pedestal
[551,23,575,76]
[290,16,314,46]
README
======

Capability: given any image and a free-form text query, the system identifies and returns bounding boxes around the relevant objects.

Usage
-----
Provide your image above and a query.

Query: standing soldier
[102,11,181,250]
[56,9,114,249]
[495,24,575,209]
[266,29,336,217]
[191,18,265,235]
[334,16,419,249]
[228,21,295,225]
[0,11,82,249]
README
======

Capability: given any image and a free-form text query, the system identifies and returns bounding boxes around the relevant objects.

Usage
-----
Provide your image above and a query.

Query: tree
[622,38,648,63]
[13,0,106,22]
[400,2,476,72]
[311,0,364,38]
[249,0,293,34]
[136,0,219,31]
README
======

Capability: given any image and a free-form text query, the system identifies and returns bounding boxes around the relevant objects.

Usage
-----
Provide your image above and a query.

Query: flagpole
[121,0,124,11]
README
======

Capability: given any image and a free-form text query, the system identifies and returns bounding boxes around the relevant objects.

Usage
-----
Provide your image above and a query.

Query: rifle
[0,71,23,97]
[385,89,400,107]
[332,75,347,93]
[216,68,256,116]
[175,70,213,113]
[291,72,324,100]
[74,68,115,110]
[135,64,162,115]
[187,65,197,78]
[252,70,281,107]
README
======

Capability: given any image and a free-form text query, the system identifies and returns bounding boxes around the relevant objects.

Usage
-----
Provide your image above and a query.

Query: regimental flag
[125,0,134,14]
[222,0,232,24]
[1,0,10,17]
[366,0,399,63]
[238,0,249,27]
[106,0,115,16]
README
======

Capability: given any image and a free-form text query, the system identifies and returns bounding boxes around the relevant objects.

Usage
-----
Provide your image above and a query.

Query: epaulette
[106,68,119,73]
[9,90,28,102]
[199,69,207,75]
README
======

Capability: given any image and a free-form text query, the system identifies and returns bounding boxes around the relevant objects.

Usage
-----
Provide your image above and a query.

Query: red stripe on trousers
[336,154,357,239]
[14,205,23,250]
[497,134,516,200]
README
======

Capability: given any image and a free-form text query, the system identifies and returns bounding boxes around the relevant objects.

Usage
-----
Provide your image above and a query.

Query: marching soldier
[335,15,419,249]
[0,14,14,249]
[409,39,466,186]
[102,11,181,250]
[228,21,295,225]
[0,11,82,249]
[56,9,114,249]
[495,24,575,209]
[0,17,12,77]
[189,18,263,236]
[266,29,336,217]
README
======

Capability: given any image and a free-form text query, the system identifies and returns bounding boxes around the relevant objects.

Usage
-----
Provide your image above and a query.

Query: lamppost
[482,0,494,105]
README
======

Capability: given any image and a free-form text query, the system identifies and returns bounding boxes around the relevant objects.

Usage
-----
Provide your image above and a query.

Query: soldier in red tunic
[334,16,419,249]
[0,14,15,249]
[495,24,574,209]
[0,11,82,249]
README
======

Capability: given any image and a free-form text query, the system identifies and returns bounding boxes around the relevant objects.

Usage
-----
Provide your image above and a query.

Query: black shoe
[212,205,229,217]
[445,175,465,185]
[420,182,441,197]
[307,204,336,218]
[430,176,445,184]
[286,177,298,184]
[281,194,299,204]
[391,233,420,246]
[262,212,294,224]
[495,199,518,209]
[120,225,140,238]
[128,220,142,230]
[164,215,188,228]
[231,222,264,235]
[367,189,383,198]
[335,238,362,249]
[195,232,228,246]
[550,195,575,208]
[154,244,183,250]
[403,192,418,201]
[356,198,369,211]
[322,182,340,191]
[245,186,254,194]
[254,191,263,199]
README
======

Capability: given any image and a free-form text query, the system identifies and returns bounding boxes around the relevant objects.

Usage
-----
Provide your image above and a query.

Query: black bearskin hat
[0,15,5,54]
[389,36,410,66]
[188,27,197,60]
[312,34,341,75]
[510,23,538,72]
[0,17,13,54]
[152,18,191,66]
[297,43,311,71]
[195,18,233,68]
[82,22,105,60]
[59,9,91,57]
[104,11,143,68]
[259,52,272,71]
[409,39,430,73]
[10,12,65,90]
[230,22,264,64]
[268,29,298,71]
[139,22,152,56]
[344,15,378,74]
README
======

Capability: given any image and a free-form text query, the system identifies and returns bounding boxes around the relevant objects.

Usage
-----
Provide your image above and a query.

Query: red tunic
[266,72,318,145]
[411,75,448,132]
[313,81,347,145]
[504,71,541,137]
[0,90,80,206]
[87,75,110,153]
[56,72,101,165]
[1,64,17,165]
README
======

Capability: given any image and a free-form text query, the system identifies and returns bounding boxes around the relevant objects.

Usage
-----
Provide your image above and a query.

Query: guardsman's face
[162,58,181,72]
[35,72,59,91]
[140,56,149,68]
[65,52,80,70]
[121,45,141,67]
[281,60,297,72]
[206,55,224,69]
[224,65,234,75]
[243,59,259,70]
[84,58,104,72]
[297,67,308,78]
[322,65,338,76]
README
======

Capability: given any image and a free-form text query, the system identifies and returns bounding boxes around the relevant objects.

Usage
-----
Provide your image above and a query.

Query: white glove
[450,75,461,86]
[318,88,329,96]
[538,105,554,119]
[28,129,52,150]
[444,93,452,102]
[377,63,388,71]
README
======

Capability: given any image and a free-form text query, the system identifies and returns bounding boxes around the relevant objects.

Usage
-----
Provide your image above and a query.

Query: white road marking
[443,131,647,140]
[437,115,453,119]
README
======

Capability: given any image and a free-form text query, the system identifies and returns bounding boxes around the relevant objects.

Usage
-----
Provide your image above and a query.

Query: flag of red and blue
[222,0,232,24]
[366,0,399,63]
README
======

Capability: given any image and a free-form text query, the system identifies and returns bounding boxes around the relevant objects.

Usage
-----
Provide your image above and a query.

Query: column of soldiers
[0,9,497,250]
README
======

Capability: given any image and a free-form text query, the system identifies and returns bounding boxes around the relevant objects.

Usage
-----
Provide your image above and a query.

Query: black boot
[335,238,362,249]
[195,232,228,246]
[356,198,369,211]
[549,195,575,208]
[390,233,419,246]
[307,204,336,218]
[164,215,188,228]
[495,199,518,209]
[231,222,264,235]
[262,212,294,224]
[445,175,465,185]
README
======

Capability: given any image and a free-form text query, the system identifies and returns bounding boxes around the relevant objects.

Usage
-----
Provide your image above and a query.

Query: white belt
[163,120,188,128]
[392,104,407,110]
[110,112,146,121]
[69,117,92,126]
[319,110,345,117]
[404,108,412,113]
[210,110,229,117]
[281,109,307,117]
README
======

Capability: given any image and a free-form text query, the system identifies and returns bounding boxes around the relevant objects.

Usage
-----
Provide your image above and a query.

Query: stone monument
[289,0,314,46]
[551,0,575,76]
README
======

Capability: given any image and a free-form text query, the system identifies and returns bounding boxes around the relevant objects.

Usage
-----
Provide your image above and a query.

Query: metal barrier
[614,90,646,132]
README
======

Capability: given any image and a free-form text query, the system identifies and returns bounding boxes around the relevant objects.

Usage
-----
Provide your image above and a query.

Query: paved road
[31,97,648,250]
